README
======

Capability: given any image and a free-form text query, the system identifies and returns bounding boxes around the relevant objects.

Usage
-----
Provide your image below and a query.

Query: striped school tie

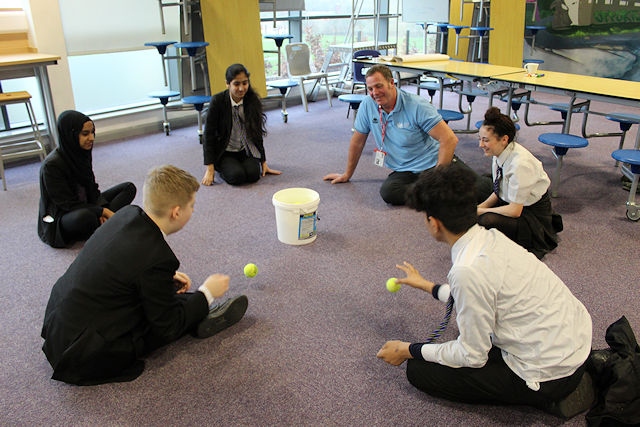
[493,165,503,196]
[425,295,454,343]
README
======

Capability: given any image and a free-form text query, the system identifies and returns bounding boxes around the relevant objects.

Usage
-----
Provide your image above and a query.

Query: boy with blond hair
[42,165,248,385]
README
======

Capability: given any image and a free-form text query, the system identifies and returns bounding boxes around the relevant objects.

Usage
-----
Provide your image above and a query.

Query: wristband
[409,343,425,361]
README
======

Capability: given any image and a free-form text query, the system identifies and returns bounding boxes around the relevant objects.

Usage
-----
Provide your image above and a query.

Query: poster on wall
[527,0,640,81]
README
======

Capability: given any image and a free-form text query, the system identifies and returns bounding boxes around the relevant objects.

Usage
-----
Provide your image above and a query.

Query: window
[260,0,436,80]
[58,0,181,114]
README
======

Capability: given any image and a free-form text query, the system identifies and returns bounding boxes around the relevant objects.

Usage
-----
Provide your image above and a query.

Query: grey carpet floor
[1,87,638,426]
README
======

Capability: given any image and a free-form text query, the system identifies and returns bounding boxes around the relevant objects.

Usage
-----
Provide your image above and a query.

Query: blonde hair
[142,165,200,217]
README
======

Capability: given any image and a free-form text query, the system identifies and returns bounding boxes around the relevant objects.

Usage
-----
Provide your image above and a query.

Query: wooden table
[0,52,61,148]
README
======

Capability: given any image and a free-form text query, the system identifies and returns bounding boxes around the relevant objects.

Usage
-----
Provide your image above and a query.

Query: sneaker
[545,372,596,419]
[196,295,248,338]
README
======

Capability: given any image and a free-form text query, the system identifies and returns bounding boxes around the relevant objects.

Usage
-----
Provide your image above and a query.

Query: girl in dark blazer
[201,63,281,186]
[38,110,136,248]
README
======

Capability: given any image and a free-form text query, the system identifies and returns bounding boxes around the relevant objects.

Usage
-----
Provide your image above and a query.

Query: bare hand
[377,340,411,366]
[262,163,282,177]
[201,273,230,298]
[395,261,434,293]
[201,169,215,186]
[100,207,115,224]
[173,271,191,294]
[322,173,349,184]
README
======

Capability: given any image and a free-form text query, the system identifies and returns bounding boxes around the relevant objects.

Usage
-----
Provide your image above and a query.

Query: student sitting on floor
[38,110,136,248]
[41,165,248,385]
[377,164,594,419]
[476,107,563,259]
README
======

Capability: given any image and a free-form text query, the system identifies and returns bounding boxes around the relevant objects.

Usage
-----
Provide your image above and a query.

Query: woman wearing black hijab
[38,110,136,248]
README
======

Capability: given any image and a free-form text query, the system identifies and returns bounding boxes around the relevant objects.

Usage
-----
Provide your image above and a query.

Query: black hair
[482,106,516,143]
[224,63,267,139]
[406,165,478,234]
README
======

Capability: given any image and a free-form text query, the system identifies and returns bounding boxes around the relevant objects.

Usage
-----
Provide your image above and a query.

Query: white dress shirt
[420,225,592,390]
[494,142,550,205]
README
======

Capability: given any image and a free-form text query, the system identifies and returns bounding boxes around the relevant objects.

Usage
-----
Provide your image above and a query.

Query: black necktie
[493,165,503,196]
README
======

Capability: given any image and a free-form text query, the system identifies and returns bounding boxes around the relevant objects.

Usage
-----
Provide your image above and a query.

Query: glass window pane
[68,50,172,114]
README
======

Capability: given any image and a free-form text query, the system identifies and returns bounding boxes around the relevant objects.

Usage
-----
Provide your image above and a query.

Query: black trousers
[379,157,493,206]
[59,181,136,243]
[218,150,261,185]
[406,346,586,410]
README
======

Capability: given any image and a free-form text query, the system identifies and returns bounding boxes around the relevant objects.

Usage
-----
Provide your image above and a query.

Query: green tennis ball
[244,263,258,278]
[386,277,401,293]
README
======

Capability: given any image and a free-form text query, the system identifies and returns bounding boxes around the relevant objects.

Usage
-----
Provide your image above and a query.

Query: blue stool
[525,25,546,54]
[606,113,640,166]
[538,133,589,197]
[268,80,299,123]
[611,149,640,221]
[418,78,461,109]
[549,101,589,133]
[149,90,181,135]
[174,41,210,93]
[338,94,367,131]
[456,89,487,132]
[447,25,469,56]
[469,27,493,63]
[182,95,210,143]
[419,80,439,104]
[264,34,293,76]
[144,41,177,86]
[438,109,464,132]
[500,92,530,123]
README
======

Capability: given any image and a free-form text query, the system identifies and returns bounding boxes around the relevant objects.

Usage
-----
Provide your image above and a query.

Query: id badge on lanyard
[374,106,388,168]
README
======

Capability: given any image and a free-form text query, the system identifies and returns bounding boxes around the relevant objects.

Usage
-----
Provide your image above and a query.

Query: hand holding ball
[386,277,401,293]
[244,263,258,278]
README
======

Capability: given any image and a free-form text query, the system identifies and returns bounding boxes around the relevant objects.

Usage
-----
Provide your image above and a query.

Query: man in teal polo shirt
[324,64,489,205]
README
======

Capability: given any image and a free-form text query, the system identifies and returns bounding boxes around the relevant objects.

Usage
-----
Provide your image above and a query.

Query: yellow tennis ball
[244,263,258,278]
[386,277,401,293]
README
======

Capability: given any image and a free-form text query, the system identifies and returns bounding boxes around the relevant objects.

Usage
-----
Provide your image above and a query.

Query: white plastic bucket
[272,188,320,245]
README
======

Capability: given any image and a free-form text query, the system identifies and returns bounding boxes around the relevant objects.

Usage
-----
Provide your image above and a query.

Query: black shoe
[545,372,596,419]
[587,348,613,376]
[196,295,248,338]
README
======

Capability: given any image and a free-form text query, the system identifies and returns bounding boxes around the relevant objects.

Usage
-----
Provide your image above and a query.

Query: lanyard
[378,106,388,150]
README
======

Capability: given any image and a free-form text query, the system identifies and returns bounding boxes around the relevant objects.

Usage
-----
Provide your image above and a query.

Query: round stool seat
[174,41,209,56]
[459,89,486,103]
[268,80,299,93]
[470,26,494,36]
[438,109,464,123]
[539,133,588,155]
[419,81,440,92]
[550,103,587,114]
[447,25,469,34]
[338,94,367,106]
[144,41,177,55]
[611,149,640,172]
[523,59,544,65]
[264,34,293,47]
[182,95,210,111]
[525,25,546,35]
[149,90,181,104]
[500,95,526,111]
[606,113,640,127]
